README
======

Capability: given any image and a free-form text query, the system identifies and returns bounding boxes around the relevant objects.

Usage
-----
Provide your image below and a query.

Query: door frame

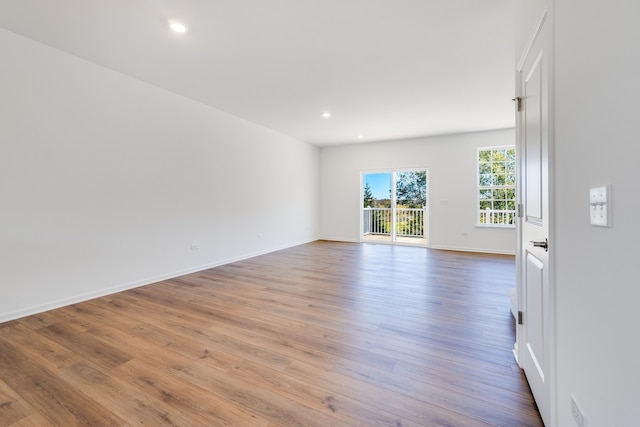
[515,8,557,427]
[360,168,430,246]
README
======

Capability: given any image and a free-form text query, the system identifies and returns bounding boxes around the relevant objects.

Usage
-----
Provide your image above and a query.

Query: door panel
[525,54,543,222]
[525,252,545,379]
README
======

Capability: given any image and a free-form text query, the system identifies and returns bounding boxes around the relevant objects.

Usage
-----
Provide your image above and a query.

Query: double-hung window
[477,146,516,226]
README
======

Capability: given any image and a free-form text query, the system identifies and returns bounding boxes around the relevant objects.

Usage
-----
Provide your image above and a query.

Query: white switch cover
[589,185,611,227]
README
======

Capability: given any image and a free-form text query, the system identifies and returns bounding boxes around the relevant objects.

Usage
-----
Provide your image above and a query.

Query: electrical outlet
[571,394,586,427]
[190,244,199,251]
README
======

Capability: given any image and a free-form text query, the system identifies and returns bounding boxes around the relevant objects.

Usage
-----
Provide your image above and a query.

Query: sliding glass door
[362,170,427,245]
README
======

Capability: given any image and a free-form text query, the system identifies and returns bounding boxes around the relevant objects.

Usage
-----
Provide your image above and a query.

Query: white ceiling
[0,0,515,146]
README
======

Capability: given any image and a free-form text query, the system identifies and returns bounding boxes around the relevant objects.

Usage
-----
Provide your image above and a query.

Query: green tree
[363,182,374,207]
[396,171,427,208]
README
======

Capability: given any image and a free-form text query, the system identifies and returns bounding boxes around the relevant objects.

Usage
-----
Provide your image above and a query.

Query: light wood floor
[0,241,543,427]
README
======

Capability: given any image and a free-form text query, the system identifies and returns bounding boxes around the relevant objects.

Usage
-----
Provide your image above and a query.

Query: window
[478,146,516,226]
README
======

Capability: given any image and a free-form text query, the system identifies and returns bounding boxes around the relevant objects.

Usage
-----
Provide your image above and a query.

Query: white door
[517,13,552,426]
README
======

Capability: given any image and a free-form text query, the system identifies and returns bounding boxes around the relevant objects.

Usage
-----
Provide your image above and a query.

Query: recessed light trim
[322,112,331,118]
[169,21,188,33]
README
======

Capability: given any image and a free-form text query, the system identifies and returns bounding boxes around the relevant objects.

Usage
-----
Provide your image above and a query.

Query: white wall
[0,28,319,322]
[515,0,547,58]
[320,129,516,254]
[553,0,640,426]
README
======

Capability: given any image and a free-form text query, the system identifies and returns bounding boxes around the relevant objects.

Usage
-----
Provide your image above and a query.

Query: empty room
[1,1,638,426]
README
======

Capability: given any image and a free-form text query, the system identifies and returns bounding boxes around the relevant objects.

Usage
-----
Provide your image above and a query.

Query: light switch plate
[589,185,611,227]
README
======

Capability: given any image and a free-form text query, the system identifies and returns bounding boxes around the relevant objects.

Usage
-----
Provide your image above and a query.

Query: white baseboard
[429,244,516,256]
[319,236,360,243]
[319,238,514,255]
[0,239,315,324]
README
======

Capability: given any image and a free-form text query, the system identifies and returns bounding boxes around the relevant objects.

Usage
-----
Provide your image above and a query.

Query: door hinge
[517,203,523,218]
[512,96,523,112]
[518,311,523,325]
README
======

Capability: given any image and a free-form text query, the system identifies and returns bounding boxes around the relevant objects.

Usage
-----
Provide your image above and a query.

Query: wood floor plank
[56,362,208,427]
[0,241,543,426]
[285,359,497,427]
[171,358,347,427]
[73,295,246,371]
[0,378,34,426]
[6,413,55,427]
[111,359,269,427]
[35,324,131,371]
[0,324,83,372]
[228,358,425,427]
[332,357,541,426]
[0,336,127,427]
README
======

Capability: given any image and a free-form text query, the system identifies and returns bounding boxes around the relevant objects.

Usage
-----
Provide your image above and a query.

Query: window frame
[476,145,516,228]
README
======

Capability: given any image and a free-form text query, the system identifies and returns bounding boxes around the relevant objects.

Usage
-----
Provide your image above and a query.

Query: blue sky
[364,173,391,199]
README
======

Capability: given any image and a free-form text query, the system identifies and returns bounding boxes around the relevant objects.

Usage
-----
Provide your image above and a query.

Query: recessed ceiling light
[169,21,188,33]
[357,135,364,140]
[322,112,331,118]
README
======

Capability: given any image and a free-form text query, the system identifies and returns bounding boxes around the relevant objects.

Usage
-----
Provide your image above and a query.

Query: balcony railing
[479,208,517,226]
[363,207,425,238]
